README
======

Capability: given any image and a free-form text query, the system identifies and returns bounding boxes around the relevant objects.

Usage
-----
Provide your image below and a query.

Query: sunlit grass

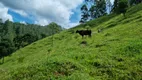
[0,3,142,80]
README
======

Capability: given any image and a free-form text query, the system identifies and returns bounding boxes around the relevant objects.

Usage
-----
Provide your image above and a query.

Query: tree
[0,39,14,63]
[13,36,22,49]
[41,34,47,38]
[80,0,107,23]
[0,46,7,63]
[118,0,128,16]
[89,5,97,19]
[112,0,119,13]
[22,33,38,44]
[0,18,63,59]
[112,0,128,16]
[13,33,38,49]
[80,4,90,23]
[96,0,107,17]
[128,0,142,6]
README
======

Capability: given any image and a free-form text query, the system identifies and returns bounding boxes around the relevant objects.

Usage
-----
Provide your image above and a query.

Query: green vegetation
[80,0,107,23]
[80,0,142,23]
[0,21,63,63]
[0,3,142,80]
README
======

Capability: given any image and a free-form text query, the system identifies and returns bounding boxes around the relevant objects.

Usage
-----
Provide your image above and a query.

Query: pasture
[0,3,142,80]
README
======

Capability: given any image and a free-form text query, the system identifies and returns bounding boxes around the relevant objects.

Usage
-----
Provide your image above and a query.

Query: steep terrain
[0,4,142,80]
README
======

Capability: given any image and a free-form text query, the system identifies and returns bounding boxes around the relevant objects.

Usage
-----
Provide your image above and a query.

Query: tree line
[0,19,63,63]
[80,0,142,23]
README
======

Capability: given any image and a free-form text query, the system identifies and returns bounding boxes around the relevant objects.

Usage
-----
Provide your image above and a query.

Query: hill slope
[0,4,142,80]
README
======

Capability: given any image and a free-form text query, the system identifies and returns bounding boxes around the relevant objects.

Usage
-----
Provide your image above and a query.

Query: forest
[0,20,63,63]
[80,0,142,23]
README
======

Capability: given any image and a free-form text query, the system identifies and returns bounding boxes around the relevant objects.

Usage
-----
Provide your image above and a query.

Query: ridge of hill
[0,4,142,80]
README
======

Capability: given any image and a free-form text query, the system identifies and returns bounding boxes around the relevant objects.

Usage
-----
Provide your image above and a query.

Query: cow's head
[76,30,79,33]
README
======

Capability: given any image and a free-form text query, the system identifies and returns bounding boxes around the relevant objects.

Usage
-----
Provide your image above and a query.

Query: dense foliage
[80,0,142,23]
[80,0,109,23]
[0,20,63,63]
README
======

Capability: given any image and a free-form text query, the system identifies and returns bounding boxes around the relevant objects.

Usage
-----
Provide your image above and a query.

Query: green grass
[0,3,142,80]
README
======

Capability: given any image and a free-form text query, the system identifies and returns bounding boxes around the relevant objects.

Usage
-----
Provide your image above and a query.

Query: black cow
[76,30,92,38]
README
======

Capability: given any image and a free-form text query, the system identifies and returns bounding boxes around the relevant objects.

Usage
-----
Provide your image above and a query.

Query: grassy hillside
[0,4,142,80]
